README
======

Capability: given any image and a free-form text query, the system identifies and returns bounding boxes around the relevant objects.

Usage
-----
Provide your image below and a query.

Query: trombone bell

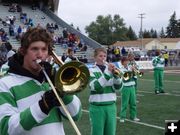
[55,61,90,94]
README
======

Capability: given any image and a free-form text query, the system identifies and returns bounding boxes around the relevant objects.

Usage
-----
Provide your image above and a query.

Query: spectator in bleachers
[16,25,22,40]
[107,47,113,62]
[9,24,15,36]
[5,42,15,60]
[114,47,120,61]
[121,46,126,56]
[54,23,59,30]
[163,52,169,67]
[61,52,67,62]
[63,28,68,38]
[80,44,87,51]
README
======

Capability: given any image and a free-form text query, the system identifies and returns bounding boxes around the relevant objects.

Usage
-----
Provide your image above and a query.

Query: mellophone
[36,51,90,135]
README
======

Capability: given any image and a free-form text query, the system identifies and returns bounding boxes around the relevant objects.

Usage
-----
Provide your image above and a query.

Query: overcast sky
[57,0,180,35]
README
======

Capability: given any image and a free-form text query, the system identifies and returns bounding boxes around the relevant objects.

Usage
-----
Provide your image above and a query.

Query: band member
[0,28,82,135]
[152,50,165,94]
[128,53,139,93]
[64,48,78,63]
[119,57,140,123]
[88,47,122,135]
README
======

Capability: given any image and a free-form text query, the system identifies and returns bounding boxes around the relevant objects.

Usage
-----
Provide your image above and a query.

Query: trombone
[104,61,132,81]
[38,51,90,135]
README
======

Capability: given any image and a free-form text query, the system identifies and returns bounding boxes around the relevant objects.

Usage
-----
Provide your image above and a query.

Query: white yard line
[82,109,165,130]
[139,79,180,83]
[172,90,180,93]
[117,94,144,98]
[138,90,180,97]
[137,93,145,97]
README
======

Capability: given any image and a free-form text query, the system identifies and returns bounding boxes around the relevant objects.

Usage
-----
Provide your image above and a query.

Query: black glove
[39,90,63,114]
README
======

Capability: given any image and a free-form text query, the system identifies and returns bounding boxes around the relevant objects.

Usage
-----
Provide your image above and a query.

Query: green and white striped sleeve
[59,95,82,121]
[89,67,110,93]
[113,77,122,90]
[0,79,48,135]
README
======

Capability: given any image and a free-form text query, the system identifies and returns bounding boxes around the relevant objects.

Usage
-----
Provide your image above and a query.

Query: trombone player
[0,28,83,135]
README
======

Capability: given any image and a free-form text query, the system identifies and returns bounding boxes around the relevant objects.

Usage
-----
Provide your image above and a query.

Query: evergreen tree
[160,27,166,38]
[143,29,151,38]
[166,12,179,38]
[177,19,180,37]
[126,26,137,40]
[152,30,157,38]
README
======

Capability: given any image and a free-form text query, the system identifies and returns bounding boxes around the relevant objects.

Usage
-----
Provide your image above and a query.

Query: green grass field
[63,70,180,135]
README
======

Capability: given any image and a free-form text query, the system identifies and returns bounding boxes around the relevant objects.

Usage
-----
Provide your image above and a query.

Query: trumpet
[104,61,132,81]
[37,51,90,135]
[131,63,144,77]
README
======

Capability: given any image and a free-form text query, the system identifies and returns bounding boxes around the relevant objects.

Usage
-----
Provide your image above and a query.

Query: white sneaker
[119,119,125,123]
[133,118,140,122]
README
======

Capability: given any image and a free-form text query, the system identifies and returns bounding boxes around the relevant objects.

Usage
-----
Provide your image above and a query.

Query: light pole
[138,13,145,50]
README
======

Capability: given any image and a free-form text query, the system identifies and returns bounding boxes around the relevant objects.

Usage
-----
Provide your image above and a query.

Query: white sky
[57,0,180,35]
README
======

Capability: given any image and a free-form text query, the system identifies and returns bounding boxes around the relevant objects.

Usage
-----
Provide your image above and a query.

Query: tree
[166,12,179,38]
[142,29,151,38]
[150,28,157,38]
[177,19,180,37]
[160,27,166,38]
[85,14,128,45]
[126,26,137,40]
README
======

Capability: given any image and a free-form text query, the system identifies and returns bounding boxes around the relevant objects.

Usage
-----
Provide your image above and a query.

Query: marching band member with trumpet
[152,50,165,94]
[119,56,140,123]
[0,28,82,135]
[128,53,143,104]
[88,48,122,135]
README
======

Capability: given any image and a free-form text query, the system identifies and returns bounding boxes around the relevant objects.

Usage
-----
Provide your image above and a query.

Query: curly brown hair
[20,27,53,54]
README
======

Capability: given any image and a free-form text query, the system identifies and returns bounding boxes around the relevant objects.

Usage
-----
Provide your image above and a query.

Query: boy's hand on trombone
[39,90,63,114]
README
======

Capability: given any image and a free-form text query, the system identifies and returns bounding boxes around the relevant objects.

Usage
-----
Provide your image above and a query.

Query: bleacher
[0,4,95,63]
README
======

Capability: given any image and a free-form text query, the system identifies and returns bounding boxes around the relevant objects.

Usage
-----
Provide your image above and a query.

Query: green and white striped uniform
[89,64,122,105]
[88,64,121,135]
[0,73,81,135]
[0,62,9,77]
[128,61,139,92]
[152,56,165,69]
[152,56,165,92]
[120,65,135,88]
[119,65,137,120]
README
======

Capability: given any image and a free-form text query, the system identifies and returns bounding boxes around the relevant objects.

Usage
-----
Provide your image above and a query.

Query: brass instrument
[113,66,132,81]
[131,62,144,77]
[38,51,90,135]
[104,61,132,81]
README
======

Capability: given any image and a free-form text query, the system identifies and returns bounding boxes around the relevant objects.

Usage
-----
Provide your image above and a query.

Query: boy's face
[95,51,107,65]
[129,55,134,61]
[23,41,49,75]
[122,60,129,67]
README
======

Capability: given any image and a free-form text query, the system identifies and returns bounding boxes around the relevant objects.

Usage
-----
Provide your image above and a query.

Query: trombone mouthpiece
[36,59,42,64]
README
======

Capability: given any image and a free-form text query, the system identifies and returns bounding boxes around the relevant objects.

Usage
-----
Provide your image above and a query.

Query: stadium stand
[0,3,100,63]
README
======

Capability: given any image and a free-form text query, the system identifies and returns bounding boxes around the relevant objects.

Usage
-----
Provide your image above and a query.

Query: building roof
[112,38,180,47]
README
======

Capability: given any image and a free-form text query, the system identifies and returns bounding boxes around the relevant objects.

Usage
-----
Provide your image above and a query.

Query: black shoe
[160,91,165,93]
